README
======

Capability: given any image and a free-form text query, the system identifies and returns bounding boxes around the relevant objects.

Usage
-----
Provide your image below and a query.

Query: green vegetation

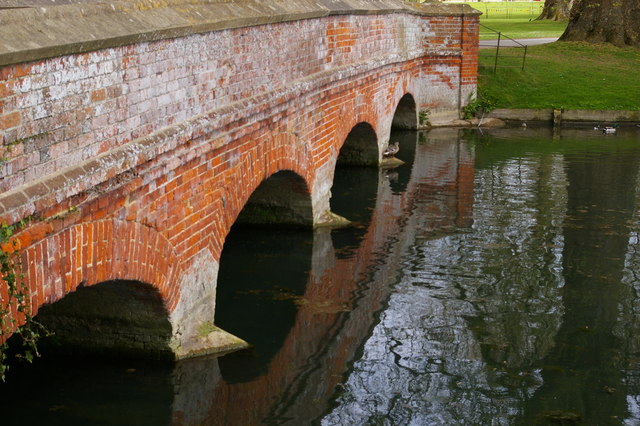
[458,2,637,110]
[478,42,640,110]
[479,18,567,40]
[0,219,46,381]
[462,91,497,119]
[467,1,543,20]
[461,1,567,40]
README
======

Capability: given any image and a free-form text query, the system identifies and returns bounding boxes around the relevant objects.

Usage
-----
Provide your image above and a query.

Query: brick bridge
[0,0,479,358]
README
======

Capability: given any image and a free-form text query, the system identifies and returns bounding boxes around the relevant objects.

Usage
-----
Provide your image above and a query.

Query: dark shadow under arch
[392,93,418,130]
[34,280,173,360]
[235,170,313,228]
[337,122,379,166]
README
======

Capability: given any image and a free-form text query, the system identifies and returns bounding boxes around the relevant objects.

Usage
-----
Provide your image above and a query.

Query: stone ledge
[486,108,640,124]
[0,0,480,67]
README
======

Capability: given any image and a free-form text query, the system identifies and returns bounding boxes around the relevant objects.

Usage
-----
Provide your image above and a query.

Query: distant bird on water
[602,126,617,134]
[383,141,399,158]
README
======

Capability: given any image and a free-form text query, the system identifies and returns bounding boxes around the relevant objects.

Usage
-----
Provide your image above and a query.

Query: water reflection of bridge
[169,128,474,425]
[320,126,640,425]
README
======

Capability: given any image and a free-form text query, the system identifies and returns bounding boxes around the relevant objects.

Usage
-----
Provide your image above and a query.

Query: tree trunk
[560,0,640,47]
[537,0,573,21]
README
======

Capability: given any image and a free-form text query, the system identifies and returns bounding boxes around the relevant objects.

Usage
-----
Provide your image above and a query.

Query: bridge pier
[169,251,249,359]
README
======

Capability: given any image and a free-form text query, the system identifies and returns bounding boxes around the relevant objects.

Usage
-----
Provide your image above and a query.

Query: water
[2,126,640,425]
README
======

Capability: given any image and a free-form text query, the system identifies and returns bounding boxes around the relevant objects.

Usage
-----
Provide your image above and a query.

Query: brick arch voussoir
[20,219,182,319]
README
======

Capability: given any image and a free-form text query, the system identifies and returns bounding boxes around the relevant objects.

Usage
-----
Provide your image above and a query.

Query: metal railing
[478,24,528,73]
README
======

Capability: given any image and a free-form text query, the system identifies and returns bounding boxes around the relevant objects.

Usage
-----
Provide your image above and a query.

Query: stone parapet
[0,0,479,67]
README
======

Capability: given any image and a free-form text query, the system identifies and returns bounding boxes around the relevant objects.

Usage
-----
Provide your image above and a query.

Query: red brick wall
[0,10,479,345]
[170,131,476,424]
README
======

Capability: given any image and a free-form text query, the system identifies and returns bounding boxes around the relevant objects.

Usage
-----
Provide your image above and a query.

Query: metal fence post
[494,32,501,73]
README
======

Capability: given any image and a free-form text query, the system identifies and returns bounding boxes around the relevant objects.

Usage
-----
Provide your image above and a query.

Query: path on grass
[481,37,559,48]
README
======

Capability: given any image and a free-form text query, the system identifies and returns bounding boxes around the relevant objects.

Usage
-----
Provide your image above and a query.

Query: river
[2,125,640,425]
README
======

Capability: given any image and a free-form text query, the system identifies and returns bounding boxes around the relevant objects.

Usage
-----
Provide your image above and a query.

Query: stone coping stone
[0,0,480,67]
[487,108,640,124]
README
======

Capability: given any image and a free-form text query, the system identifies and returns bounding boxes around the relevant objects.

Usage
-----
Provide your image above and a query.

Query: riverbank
[471,40,640,129]
[435,109,640,129]
[487,109,640,126]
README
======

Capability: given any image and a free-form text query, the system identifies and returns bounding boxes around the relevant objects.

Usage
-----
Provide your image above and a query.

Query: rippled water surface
[3,126,640,425]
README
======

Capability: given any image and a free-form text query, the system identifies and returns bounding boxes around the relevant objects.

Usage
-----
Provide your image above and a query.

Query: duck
[602,126,617,134]
[383,141,399,158]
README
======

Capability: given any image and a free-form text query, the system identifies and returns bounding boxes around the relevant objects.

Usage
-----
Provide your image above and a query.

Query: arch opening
[391,94,418,130]
[336,122,379,167]
[34,280,173,360]
[235,170,313,228]
[213,169,315,381]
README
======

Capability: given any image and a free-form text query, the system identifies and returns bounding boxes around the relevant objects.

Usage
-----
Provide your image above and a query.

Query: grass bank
[466,1,543,19]
[461,1,567,39]
[477,42,640,110]
[479,18,567,40]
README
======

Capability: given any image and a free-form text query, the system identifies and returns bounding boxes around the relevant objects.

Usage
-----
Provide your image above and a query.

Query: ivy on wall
[0,221,46,381]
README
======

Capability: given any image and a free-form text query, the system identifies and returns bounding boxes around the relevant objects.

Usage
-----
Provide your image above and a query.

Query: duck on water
[594,124,617,134]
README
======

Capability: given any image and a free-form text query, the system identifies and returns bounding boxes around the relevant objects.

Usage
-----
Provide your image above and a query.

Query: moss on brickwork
[197,321,219,338]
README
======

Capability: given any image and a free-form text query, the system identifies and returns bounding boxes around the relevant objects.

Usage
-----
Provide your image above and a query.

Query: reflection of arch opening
[215,226,313,383]
[35,280,173,359]
[235,170,312,228]
[391,94,417,130]
[336,122,379,166]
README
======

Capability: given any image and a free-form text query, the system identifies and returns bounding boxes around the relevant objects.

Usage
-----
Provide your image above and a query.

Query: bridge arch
[235,170,313,228]
[336,122,379,167]
[210,130,316,234]
[34,279,173,359]
[392,93,418,130]
[19,219,181,312]
[5,219,241,358]
[211,168,314,375]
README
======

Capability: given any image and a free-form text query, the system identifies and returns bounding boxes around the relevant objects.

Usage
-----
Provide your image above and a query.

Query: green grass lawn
[479,19,567,40]
[469,1,543,19]
[478,42,640,110]
[460,1,567,39]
